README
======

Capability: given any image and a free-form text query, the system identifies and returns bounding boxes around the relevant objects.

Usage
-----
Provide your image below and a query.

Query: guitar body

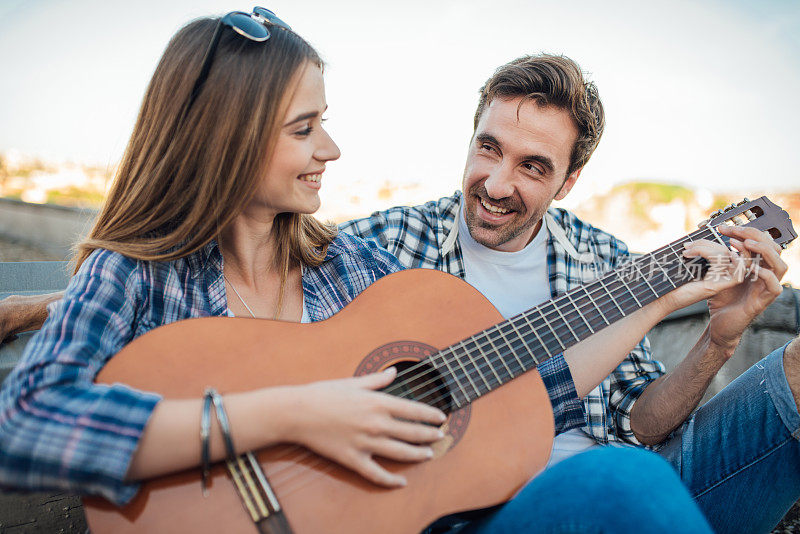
[84,269,554,533]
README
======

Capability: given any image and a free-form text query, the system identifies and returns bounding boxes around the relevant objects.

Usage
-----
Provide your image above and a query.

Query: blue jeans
[659,341,800,534]
[427,447,712,534]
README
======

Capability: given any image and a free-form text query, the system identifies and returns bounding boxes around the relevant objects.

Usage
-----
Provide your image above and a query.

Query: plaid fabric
[0,232,402,505]
[341,191,666,445]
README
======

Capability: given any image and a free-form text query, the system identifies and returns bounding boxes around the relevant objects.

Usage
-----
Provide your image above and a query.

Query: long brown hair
[73,16,336,273]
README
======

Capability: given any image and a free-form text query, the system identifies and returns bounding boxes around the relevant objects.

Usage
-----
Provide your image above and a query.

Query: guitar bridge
[226,451,293,534]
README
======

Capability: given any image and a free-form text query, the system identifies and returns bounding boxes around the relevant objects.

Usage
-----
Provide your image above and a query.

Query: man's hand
[661,225,787,337]
[0,292,63,343]
[630,225,787,445]
[702,225,787,351]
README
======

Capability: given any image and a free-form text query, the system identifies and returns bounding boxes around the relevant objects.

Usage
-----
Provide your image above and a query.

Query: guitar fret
[491,324,521,378]
[552,300,580,341]
[653,254,678,288]
[564,291,594,334]
[451,343,484,399]
[633,261,660,299]
[581,285,609,326]
[666,242,692,282]
[507,317,539,366]
[522,312,549,361]
[706,224,727,247]
[597,277,626,317]
[536,305,566,351]
[619,277,642,308]
[473,333,504,384]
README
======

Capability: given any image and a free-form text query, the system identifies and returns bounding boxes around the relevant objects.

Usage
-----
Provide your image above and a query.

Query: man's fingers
[742,238,787,280]
[719,225,781,251]
[683,239,734,260]
[683,240,739,272]
[752,257,784,297]
[729,238,752,262]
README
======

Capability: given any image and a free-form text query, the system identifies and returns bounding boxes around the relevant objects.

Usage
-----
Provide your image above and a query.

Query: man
[0,54,795,533]
[338,55,796,533]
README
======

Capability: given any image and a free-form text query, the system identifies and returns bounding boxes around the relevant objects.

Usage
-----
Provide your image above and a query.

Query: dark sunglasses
[185,7,291,114]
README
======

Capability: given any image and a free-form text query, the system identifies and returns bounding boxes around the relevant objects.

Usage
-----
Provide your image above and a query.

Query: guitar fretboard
[422,225,727,409]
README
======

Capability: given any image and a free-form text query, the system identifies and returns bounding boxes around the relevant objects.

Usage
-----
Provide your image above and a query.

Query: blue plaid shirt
[340,191,665,446]
[0,232,403,505]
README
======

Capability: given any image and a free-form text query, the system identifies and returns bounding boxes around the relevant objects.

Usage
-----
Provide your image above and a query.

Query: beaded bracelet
[200,388,238,495]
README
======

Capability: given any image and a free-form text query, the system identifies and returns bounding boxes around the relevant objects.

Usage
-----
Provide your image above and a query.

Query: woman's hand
[284,368,447,488]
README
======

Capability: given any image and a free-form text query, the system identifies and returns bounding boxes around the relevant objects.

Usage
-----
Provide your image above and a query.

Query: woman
[0,9,713,533]
[0,8,443,503]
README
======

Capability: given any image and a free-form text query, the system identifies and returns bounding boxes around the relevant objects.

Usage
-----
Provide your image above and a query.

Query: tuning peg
[725,203,736,211]
[737,198,750,206]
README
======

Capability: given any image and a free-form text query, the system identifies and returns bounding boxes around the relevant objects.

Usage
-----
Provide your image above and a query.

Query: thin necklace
[223,273,257,318]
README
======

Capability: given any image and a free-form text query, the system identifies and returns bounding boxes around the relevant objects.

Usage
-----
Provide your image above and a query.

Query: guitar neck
[429,225,726,409]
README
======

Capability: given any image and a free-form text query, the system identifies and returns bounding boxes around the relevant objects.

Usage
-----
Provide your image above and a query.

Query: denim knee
[569,447,677,491]
[764,341,800,439]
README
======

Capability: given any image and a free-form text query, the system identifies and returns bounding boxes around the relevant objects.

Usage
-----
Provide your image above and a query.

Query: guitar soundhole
[354,341,471,450]
[382,359,453,413]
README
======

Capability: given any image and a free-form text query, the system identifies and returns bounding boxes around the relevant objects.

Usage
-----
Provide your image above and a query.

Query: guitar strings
[259,228,727,490]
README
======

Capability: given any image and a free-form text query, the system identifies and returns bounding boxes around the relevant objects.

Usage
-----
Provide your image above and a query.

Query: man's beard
[463,183,541,249]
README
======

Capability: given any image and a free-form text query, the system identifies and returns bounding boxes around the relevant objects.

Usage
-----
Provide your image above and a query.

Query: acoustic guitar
[84,197,796,533]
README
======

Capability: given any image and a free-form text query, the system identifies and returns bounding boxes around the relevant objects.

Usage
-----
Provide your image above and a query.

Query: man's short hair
[474,54,605,177]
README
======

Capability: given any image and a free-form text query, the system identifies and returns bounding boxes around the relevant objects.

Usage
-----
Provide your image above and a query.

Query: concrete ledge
[0,198,95,258]
[0,261,70,300]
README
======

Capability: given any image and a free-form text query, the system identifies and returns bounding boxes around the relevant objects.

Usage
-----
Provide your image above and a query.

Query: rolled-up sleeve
[0,249,161,505]
[537,353,585,434]
[606,336,665,445]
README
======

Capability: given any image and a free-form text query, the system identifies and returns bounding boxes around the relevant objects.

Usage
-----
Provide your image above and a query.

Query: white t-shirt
[457,207,598,467]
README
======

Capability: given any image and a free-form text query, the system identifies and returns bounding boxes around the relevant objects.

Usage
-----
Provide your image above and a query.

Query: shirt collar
[187,239,223,279]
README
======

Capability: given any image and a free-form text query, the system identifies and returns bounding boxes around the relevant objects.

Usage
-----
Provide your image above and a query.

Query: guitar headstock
[700,196,797,249]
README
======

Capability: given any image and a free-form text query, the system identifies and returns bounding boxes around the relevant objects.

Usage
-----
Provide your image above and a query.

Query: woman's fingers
[384,395,447,425]
[344,450,407,488]
[336,370,447,424]
[383,418,444,444]
[349,367,397,390]
[367,437,434,463]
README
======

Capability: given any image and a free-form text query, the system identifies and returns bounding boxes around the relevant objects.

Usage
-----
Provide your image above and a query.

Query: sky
[1,0,798,210]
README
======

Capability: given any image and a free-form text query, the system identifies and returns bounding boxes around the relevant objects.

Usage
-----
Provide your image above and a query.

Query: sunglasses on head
[185,7,291,114]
